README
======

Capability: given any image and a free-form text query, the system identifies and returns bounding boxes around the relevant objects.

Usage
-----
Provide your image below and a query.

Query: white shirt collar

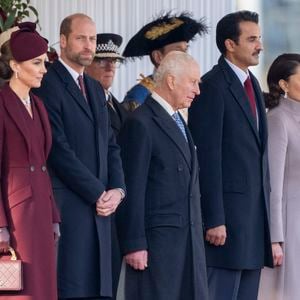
[224,58,249,85]
[151,91,176,116]
[59,57,83,87]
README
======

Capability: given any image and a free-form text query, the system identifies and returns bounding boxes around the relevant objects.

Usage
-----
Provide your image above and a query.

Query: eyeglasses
[94,58,122,68]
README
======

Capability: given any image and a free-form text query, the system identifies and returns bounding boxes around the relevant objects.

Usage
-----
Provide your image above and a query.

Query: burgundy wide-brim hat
[10,22,48,62]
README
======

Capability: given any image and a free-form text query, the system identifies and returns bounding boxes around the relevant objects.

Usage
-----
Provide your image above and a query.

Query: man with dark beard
[188,10,273,300]
[35,13,125,300]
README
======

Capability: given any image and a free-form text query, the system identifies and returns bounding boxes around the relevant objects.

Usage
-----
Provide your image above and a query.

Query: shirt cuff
[116,188,126,200]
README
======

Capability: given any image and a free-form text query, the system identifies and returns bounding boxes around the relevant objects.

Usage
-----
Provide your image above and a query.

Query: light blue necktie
[172,112,188,142]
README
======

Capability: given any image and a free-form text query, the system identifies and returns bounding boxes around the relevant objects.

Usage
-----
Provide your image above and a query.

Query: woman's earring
[284,91,288,99]
[15,71,18,79]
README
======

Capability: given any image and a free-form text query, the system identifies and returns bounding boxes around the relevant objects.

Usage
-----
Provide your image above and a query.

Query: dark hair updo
[0,41,14,83]
[265,53,300,109]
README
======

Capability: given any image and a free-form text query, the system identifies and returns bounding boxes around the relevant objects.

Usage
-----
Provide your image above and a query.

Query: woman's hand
[53,223,61,243]
[272,242,284,266]
[0,227,10,252]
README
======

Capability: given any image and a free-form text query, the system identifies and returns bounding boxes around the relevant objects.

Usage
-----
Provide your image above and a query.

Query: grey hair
[153,51,197,86]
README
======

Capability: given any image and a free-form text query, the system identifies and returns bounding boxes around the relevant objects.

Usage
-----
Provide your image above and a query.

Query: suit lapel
[146,98,191,170]
[85,76,105,127]
[32,93,52,156]
[108,104,122,133]
[84,77,107,176]
[53,61,94,122]
[2,85,31,154]
[185,123,198,181]
[219,58,261,146]
[108,96,121,129]
[112,96,128,124]
[251,74,268,151]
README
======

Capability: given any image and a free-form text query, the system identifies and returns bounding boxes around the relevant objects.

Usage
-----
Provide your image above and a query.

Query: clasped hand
[96,189,122,216]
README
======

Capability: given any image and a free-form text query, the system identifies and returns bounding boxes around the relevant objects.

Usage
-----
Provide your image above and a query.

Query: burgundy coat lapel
[31,93,52,157]
[2,84,31,154]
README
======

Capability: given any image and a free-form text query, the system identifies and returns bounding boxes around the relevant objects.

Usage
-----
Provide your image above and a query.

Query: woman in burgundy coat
[0,23,60,299]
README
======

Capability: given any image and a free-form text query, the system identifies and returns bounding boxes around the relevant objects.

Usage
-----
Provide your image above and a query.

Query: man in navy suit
[35,13,125,300]
[116,51,208,300]
[85,32,128,300]
[188,10,273,300]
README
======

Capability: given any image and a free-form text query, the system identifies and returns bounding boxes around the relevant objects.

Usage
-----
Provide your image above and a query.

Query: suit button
[177,165,183,171]
[41,165,47,172]
[190,221,194,226]
[30,165,35,172]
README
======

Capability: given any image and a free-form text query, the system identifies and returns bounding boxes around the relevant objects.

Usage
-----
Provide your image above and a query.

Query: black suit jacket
[117,97,208,300]
[34,60,125,298]
[106,93,128,299]
[188,56,273,270]
[108,94,128,136]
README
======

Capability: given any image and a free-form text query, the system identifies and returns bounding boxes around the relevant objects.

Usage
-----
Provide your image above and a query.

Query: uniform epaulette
[138,74,156,92]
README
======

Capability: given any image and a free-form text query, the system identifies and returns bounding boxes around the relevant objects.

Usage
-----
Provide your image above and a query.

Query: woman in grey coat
[258,53,300,300]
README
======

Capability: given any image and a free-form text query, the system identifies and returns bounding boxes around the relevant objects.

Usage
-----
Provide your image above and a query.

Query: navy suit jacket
[108,94,128,136]
[188,56,273,270]
[34,60,125,298]
[117,97,208,299]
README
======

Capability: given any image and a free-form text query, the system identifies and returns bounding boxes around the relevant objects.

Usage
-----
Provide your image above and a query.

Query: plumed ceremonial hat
[123,11,208,58]
[10,22,48,62]
[95,33,124,60]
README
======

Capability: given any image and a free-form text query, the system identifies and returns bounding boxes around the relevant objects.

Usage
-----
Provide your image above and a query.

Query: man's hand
[96,189,123,216]
[125,250,148,271]
[53,223,61,243]
[205,225,227,246]
[272,242,283,266]
[0,227,10,252]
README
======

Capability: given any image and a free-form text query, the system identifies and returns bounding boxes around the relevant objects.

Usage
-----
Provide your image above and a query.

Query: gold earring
[15,71,18,79]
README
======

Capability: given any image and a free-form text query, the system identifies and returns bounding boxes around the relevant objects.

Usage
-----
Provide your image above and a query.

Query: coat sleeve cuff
[120,237,148,255]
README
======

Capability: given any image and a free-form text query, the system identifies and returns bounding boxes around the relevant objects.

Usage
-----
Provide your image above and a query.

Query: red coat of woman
[0,84,60,300]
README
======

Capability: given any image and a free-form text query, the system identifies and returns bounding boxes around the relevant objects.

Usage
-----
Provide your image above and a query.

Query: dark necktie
[78,75,87,101]
[244,76,257,119]
[172,112,188,142]
[107,92,116,112]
